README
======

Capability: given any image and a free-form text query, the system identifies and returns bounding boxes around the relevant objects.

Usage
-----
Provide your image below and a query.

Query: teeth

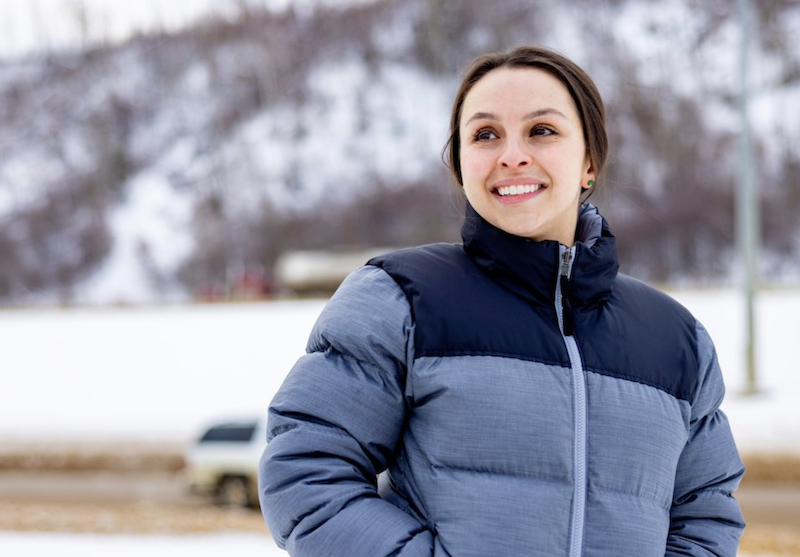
[497,184,541,196]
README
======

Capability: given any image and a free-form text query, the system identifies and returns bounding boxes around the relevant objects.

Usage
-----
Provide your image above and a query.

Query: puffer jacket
[259,203,745,557]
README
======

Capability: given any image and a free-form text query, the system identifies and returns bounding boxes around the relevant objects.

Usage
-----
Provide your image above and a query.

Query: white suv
[183,419,267,508]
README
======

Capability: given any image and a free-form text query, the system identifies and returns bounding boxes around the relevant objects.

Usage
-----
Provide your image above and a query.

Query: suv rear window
[199,423,257,442]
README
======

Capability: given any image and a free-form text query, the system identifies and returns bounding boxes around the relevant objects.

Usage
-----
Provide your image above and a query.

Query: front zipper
[556,245,587,557]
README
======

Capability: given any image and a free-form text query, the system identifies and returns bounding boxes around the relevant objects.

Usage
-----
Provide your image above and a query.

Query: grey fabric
[261,267,432,556]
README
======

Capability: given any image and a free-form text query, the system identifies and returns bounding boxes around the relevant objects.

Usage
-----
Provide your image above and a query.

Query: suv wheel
[217,476,252,508]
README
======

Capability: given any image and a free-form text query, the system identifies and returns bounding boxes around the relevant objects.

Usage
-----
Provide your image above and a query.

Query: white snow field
[1,288,797,452]
[0,531,285,556]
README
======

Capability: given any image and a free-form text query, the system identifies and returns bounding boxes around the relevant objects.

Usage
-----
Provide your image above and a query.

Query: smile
[495,184,542,196]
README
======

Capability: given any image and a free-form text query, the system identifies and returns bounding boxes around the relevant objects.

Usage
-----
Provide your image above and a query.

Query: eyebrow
[464,108,568,126]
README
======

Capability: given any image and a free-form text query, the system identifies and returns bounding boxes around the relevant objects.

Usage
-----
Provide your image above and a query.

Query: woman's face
[459,67,594,246]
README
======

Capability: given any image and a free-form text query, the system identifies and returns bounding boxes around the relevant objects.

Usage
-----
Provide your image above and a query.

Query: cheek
[460,148,492,183]
[542,148,583,182]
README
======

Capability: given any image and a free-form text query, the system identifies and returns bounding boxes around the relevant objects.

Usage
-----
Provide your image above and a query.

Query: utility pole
[736,0,759,394]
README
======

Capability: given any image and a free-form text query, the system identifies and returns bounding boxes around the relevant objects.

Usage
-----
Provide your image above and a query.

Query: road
[0,471,797,554]
[0,470,266,534]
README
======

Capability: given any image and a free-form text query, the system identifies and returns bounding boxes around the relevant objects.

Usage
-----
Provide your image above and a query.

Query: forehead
[462,67,579,122]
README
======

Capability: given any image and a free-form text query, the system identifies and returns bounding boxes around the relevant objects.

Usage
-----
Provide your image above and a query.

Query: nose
[498,137,532,169]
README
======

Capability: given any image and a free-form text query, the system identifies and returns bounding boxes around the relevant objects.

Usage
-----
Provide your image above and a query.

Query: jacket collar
[461,202,619,308]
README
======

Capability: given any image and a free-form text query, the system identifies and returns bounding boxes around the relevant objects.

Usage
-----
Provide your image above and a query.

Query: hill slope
[0,0,797,304]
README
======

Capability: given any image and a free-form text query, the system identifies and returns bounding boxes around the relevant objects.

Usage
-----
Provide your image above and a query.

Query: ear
[581,156,595,189]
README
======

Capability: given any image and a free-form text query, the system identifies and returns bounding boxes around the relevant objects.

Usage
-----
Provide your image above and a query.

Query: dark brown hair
[444,45,608,197]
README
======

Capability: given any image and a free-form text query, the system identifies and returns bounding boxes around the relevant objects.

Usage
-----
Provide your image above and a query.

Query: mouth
[494,183,542,197]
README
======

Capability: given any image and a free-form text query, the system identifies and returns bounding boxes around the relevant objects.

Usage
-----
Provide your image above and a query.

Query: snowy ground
[0,530,785,557]
[1,286,798,556]
[0,298,326,443]
[0,531,285,556]
[1,287,798,454]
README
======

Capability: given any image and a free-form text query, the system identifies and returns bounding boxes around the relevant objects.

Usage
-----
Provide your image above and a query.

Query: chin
[490,215,541,239]
[497,222,540,240]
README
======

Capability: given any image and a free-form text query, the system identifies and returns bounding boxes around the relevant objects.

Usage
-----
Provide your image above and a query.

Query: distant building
[275,247,399,297]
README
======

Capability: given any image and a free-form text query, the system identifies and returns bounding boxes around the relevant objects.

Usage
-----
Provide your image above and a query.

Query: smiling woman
[258,45,746,557]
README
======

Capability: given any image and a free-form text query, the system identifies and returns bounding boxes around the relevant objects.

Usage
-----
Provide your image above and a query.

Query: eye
[531,124,556,137]
[473,128,498,142]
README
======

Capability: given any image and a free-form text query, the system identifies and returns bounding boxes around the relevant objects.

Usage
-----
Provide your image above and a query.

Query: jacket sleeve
[666,321,746,556]
[259,265,433,557]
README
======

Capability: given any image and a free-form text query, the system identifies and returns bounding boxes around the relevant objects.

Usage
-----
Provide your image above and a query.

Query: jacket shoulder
[367,243,472,318]
[579,273,700,401]
[369,243,468,280]
[615,274,696,320]
[369,243,569,365]
[308,264,413,367]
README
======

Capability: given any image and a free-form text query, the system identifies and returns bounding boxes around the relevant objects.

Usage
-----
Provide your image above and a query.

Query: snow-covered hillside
[0,0,798,305]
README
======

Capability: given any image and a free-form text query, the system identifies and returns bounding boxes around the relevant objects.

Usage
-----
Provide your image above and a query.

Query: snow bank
[0,299,324,443]
[1,288,798,456]
[0,532,285,557]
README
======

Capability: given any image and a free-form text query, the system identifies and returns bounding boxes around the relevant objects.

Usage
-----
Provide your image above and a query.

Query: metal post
[736,0,759,394]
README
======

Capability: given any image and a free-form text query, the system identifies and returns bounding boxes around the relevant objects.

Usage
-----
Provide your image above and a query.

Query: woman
[259,46,745,557]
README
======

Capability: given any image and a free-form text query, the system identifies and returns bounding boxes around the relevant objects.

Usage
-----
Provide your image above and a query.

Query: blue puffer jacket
[259,204,745,557]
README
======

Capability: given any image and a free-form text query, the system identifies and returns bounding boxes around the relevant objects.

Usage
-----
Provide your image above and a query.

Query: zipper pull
[560,249,574,336]
[560,250,572,278]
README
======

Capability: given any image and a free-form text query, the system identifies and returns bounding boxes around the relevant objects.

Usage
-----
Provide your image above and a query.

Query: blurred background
[0,0,799,555]
[0,0,798,305]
